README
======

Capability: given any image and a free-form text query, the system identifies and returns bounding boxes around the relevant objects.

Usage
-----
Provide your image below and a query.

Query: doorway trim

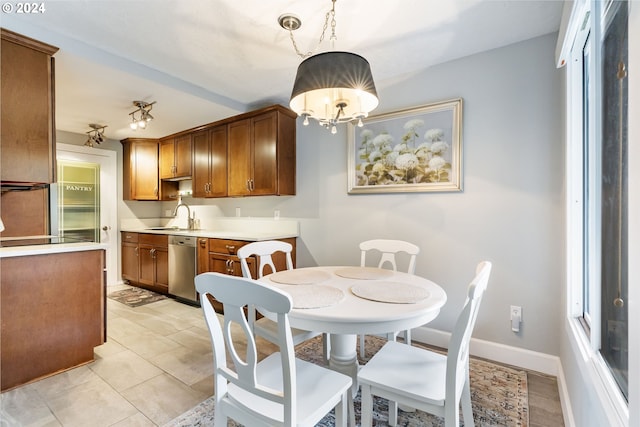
[56,143,118,287]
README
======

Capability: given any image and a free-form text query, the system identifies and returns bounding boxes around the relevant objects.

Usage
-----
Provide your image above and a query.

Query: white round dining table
[259,266,447,396]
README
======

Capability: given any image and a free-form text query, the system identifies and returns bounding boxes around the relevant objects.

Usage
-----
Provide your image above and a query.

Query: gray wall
[199,33,564,355]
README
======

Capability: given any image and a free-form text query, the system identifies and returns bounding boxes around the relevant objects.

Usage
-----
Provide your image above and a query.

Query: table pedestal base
[329,334,359,397]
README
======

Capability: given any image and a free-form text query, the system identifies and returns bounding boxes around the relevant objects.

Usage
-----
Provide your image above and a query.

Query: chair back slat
[195,272,297,419]
[238,241,294,279]
[445,261,492,403]
[359,239,420,274]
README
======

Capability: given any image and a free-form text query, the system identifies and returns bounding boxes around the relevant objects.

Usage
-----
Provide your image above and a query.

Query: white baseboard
[412,325,560,375]
[412,325,574,427]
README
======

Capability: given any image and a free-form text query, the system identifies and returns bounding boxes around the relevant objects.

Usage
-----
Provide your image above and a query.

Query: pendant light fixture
[85,124,107,147]
[129,100,156,131]
[280,0,378,134]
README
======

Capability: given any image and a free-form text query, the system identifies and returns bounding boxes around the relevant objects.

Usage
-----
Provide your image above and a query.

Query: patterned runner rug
[164,335,529,426]
[108,287,167,307]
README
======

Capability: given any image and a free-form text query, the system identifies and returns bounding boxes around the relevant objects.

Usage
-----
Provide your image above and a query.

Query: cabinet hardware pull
[135,247,138,256]
[225,245,236,254]
[199,239,207,247]
[246,179,251,191]
[250,179,255,191]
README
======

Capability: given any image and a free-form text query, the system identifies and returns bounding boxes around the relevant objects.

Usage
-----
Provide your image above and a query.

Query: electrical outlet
[510,305,522,332]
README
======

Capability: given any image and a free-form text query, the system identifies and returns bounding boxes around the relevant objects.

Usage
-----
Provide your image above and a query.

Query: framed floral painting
[347,98,462,194]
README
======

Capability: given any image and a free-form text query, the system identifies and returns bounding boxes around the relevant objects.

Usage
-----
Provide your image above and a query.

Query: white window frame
[564,0,629,424]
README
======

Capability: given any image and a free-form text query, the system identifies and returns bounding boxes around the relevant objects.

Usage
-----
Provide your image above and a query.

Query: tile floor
[1,284,564,426]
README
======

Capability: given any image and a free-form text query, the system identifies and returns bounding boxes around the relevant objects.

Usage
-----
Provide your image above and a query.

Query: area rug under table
[107,287,167,307]
[164,336,529,426]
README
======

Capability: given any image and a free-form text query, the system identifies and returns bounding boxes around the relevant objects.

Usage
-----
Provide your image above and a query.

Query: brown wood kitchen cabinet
[160,134,192,180]
[227,106,296,197]
[121,231,139,283]
[1,29,58,184]
[192,126,228,198]
[197,237,296,313]
[137,233,169,294]
[121,138,160,201]
[122,138,178,201]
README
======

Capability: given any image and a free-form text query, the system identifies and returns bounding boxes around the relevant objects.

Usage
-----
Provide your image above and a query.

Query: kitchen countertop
[122,228,298,241]
[121,218,300,241]
[0,241,108,258]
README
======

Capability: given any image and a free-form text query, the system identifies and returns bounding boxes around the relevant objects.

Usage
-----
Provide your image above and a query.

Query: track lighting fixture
[85,124,107,147]
[129,100,156,131]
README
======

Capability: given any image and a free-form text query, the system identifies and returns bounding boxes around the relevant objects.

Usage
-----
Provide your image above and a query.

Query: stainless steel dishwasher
[168,235,198,305]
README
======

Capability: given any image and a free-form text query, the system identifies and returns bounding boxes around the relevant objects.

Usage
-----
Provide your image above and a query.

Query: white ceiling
[2,0,564,141]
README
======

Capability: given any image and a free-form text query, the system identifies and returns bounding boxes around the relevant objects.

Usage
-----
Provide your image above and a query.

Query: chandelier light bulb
[331,125,337,134]
[303,115,309,126]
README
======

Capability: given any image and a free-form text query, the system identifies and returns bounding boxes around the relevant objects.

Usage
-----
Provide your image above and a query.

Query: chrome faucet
[172,196,194,229]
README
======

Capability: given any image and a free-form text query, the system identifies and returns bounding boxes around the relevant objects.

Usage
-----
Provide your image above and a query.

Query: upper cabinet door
[192,130,210,198]
[159,135,192,180]
[228,119,252,196]
[122,138,159,201]
[251,112,278,195]
[209,125,228,197]
[174,135,192,178]
[1,30,58,184]
[159,138,175,180]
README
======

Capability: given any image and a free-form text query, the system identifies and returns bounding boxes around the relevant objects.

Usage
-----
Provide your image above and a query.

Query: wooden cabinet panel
[154,245,169,293]
[1,29,58,184]
[160,135,192,180]
[138,245,156,287]
[192,127,227,198]
[228,119,252,196]
[192,131,210,198]
[175,135,192,177]
[121,138,159,201]
[1,249,105,391]
[121,232,139,283]
[252,112,278,195]
[159,138,175,179]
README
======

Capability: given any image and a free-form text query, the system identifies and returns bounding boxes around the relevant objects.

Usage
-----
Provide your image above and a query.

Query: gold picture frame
[348,98,463,194]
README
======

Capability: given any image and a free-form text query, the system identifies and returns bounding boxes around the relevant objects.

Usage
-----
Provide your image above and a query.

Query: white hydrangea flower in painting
[384,151,399,168]
[373,133,393,148]
[424,128,444,142]
[368,150,382,163]
[429,156,446,170]
[393,143,408,152]
[430,141,449,155]
[395,153,419,170]
[403,119,424,132]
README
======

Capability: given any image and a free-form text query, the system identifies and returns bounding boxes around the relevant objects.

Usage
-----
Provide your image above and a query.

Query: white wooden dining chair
[237,241,330,362]
[357,261,492,427]
[195,272,352,427]
[358,239,420,358]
